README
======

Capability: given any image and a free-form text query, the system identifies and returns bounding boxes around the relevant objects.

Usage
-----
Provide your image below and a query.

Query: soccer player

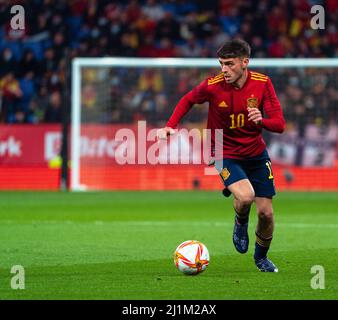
[157,39,285,272]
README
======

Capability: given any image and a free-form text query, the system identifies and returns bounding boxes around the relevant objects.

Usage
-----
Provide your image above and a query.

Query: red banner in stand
[0,124,62,166]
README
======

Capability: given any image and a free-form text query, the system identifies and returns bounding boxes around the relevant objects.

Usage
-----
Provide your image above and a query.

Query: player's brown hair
[217,39,251,59]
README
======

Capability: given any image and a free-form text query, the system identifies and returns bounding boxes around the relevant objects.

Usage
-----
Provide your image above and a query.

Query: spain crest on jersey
[220,168,230,181]
[247,97,258,108]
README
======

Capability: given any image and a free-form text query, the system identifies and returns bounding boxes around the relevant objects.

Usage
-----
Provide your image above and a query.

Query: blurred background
[0,0,337,191]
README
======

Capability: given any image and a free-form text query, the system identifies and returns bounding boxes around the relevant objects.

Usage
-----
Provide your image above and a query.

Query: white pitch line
[0,220,338,228]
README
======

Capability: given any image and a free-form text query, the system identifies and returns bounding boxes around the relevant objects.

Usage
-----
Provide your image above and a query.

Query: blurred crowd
[0,0,337,124]
[81,66,338,128]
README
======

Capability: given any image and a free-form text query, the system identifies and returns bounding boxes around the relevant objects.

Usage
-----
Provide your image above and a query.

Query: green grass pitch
[0,191,337,300]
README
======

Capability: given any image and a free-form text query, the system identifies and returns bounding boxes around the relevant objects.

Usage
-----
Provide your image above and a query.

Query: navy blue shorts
[215,149,276,198]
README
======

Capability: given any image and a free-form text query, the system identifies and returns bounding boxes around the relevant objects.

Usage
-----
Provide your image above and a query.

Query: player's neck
[232,69,248,89]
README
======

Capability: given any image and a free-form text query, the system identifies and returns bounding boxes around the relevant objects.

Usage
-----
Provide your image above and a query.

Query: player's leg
[228,179,255,253]
[246,152,278,272]
[254,197,278,272]
[255,197,274,241]
[229,179,255,218]
[215,159,255,254]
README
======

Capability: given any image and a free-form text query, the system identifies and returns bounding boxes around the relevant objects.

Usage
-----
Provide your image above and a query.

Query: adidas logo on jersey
[218,101,228,107]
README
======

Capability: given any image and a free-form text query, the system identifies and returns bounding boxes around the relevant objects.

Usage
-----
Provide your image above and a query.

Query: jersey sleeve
[166,79,209,128]
[261,78,286,133]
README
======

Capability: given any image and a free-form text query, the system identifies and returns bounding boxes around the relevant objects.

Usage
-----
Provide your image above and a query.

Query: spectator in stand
[156,11,180,42]
[0,72,23,122]
[267,5,288,40]
[29,86,50,122]
[18,49,39,78]
[52,32,67,64]
[179,37,202,57]
[40,48,59,76]
[125,0,142,22]
[0,48,17,78]
[137,34,158,57]
[157,38,177,57]
[268,35,292,58]
[219,6,241,36]
[142,0,165,22]
[250,36,266,58]
[118,32,138,57]
[44,91,63,123]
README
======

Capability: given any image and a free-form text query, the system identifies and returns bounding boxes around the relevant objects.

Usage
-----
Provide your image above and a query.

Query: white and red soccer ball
[174,240,210,275]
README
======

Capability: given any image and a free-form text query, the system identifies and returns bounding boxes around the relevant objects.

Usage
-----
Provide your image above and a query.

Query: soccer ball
[174,240,209,275]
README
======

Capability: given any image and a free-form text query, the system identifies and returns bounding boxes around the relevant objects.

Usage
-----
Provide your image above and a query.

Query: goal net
[71,58,338,191]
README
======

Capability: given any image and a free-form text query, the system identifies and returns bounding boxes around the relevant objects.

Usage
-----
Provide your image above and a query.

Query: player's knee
[237,192,255,207]
[257,209,274,222]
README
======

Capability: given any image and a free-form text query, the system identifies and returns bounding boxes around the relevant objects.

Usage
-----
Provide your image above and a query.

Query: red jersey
[166,71,285,159]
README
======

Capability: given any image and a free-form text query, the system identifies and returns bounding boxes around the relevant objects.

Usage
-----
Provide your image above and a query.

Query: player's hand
[247,107,262,125]
[156,127,175,140]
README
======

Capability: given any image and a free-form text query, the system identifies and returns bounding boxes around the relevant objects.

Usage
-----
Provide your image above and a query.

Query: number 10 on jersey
[229,113,245,129]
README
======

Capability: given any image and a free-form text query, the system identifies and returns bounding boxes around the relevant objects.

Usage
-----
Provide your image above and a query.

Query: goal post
[70,58,338,191]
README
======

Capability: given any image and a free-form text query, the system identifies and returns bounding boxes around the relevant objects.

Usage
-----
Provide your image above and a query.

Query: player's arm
[256,78,286,133]
[157,80,209,140]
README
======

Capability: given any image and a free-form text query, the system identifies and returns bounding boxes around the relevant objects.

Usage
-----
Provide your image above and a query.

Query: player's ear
[242,57,249,69]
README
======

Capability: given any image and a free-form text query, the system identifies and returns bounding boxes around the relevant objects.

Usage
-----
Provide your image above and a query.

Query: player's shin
[254,232,272,260]
[234,207,250,225]
[254,210,274,258]
[233,197,251,224]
